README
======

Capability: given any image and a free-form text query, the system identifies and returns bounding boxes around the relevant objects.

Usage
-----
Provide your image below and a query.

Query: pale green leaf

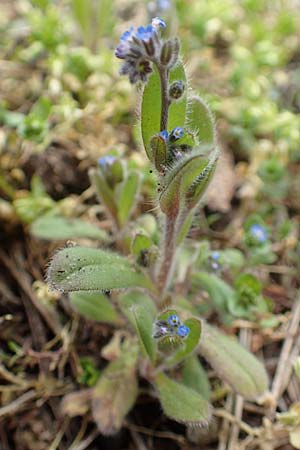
[199,322,269,399]
[154,373,211,426]
[141,62,187,158]
[69,291,120,324]
[31,215,107,241]
[182,355,211,401]
[186,96,216,146]
[47,246,154,293]
[117,171,141,227]
[118,291,157,362]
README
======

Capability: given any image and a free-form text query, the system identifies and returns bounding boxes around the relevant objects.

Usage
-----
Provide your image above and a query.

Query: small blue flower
[159,130,169,141]
[170,127,184,141]
[211,251,220,260]
[152,17,167,29]
[177,324,190,338]
[120,27,134,42]
[249,224,268,243]
[167,314,181,327]
[136,25,154,41]
[98,155,116,167]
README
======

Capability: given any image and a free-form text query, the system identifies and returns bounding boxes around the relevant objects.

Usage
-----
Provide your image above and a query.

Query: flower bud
[169,80,185,100]
[160,37,180,67]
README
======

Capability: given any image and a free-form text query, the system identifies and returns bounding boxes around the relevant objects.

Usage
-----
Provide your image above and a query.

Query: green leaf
[47,246,154,293]
[154,373,211,426]
[30,215,107,241]
[182,355,211,401]
[141,62,187,158]
[193,271,235,322]
[118,291,157,362]
[159,149,213,216]
[150,135,167,169]
[131,232,152,259]
[186,96,216,146]
[165,318,202,367]
[199,322,269,399]
[117,171,141,227]
[89,168,118,222]
[92,341,139,435]
[69,292,120,324]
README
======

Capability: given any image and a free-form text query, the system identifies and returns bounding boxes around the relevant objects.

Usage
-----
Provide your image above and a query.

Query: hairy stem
[156,215,177,298]
[158,66,170,131]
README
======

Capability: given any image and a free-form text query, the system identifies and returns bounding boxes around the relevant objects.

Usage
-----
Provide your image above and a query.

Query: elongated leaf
[186,148,219,208]
[47,246,154,293]
[118,291,157,362]
[154,373,211,426]
[31,215,107,241]
[199,322,269,399]
[186,96,216,146]
[141,62,187,158]
[182,355,211,401]
[117,171,141,227]
[165,318,201,367]
[69,292,120,324]
[89,169,118,222]
[194,271,235,322]
[92,342,139,435]
[159,149,210,215]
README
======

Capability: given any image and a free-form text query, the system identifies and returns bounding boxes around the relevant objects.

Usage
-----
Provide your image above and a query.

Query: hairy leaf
[118,291,157,362]
[69,291,120,324]
[117,171,141,227]
[186,96,216,146]
[141,62,187,158]
[92,343,139,435]
[31,215,107,241]
[199,322,269,399]
[182,355,211,401]
[47,246,154,293]
[154,373,211,426]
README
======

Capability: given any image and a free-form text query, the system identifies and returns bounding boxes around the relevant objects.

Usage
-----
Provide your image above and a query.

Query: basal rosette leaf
[69,291,121,324]
[199,322,269,400]
[92,342,139,435]
[47,246,155,293]
[154,373,211,426]
[182,355,211,401]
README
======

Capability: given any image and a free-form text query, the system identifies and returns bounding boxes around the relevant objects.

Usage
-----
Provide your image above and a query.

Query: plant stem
[156,215,177,298]
[158,66,170,131]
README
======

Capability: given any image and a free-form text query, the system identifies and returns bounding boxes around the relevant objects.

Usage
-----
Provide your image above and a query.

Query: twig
[0,390,36,417]
[70,429,99,450]
[271,294,300,410]
[217,395,233,450]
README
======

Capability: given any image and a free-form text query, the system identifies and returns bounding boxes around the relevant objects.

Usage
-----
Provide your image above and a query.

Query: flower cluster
[152,314,190,339]
[159,127,184,142]
[115,17,179,83]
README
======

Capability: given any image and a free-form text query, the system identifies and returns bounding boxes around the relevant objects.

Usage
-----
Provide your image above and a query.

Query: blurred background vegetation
[0,0,300,449]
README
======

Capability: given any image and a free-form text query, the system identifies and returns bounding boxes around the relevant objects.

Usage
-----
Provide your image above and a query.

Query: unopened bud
[160,38,180,67]
[169,80,185,100]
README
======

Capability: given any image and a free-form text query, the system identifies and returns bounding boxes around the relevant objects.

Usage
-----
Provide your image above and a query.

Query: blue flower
[177,324,190,338]
[159,130,169,141]
[152,17,167,29]
[167,314,181,327]
[98,155,116,167]
[211,251,220,260]
[120,26,134,42]
[170,127,184,141]
[136,24,155,41]
[249,224,268,243]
